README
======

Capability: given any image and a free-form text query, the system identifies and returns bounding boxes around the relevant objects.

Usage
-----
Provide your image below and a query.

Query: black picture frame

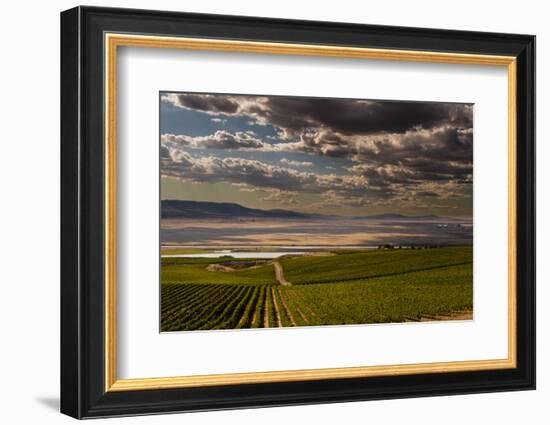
[61,5,535,419]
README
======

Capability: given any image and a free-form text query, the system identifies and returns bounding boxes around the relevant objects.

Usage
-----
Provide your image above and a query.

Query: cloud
[161,146,376,200]
[161,131,269,150]
[211,117,227,124]
[162,94,472,185]
[317,190,370,209]
[162,93,472,137]
[163,93,240,114]
[162,125,472,186]
[280,158,313,167]
[162,146,470,212]
[348,127,473,185]
[261,189,299,206]
[161,93,473,213]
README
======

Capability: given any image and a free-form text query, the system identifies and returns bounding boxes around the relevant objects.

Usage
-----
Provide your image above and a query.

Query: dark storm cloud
[171,94,240,114]
[246,97,471,137]
[348,127,473,185]
[163,93,472,137]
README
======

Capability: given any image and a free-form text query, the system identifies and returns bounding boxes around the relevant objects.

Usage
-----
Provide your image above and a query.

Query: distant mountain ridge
[161,200,317,220]
[161,200,462,221]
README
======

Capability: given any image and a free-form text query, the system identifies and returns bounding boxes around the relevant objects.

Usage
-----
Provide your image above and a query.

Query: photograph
[57,5,536,418]
[159,92,474,332]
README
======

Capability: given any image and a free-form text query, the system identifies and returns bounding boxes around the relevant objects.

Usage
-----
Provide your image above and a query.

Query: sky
[160,92,473,217]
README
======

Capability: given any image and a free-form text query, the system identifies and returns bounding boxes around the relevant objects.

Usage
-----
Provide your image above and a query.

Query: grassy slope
[161,257,277,285]
[279,246,472,284]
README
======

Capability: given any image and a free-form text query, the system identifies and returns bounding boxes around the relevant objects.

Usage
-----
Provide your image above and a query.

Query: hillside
[161,200,451,221]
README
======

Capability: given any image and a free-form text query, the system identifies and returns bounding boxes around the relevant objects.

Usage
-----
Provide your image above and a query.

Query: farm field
[160,246,473,332]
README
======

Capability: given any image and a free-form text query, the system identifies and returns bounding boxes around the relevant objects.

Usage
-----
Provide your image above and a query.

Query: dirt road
[273,261,291,286]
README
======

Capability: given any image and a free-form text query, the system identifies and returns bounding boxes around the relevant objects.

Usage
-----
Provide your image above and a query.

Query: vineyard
[160,246,473,332]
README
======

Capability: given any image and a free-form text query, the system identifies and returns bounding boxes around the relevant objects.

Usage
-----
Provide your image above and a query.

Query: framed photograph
[60,6,535,419]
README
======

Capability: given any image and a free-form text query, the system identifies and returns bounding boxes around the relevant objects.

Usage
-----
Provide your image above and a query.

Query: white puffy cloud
[161,146,376,200]
[280,158,313,167]
[162,131,269,150]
